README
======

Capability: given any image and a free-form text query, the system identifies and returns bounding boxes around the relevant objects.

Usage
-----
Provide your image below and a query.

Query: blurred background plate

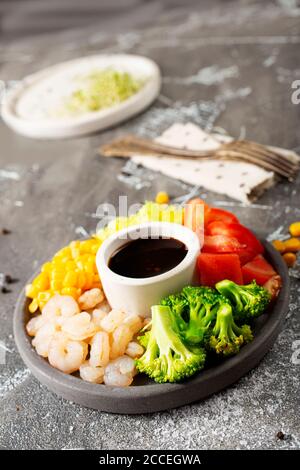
[1,54,161,139]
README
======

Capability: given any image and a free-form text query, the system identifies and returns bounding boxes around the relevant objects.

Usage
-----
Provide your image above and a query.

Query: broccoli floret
[136,305,206,383]
[209,303,253,356]
[138,330,151,349]
[161,293,188,331]
[215,280,271,322]
[181,286,224,345]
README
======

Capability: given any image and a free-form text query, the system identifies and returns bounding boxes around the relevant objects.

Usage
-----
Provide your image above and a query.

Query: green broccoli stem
[152,305,194,364]
[210,303,247,356]
[215,281,244,313]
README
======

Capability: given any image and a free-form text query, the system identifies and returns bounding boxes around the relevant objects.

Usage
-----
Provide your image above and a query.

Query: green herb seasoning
[65,69,144,115]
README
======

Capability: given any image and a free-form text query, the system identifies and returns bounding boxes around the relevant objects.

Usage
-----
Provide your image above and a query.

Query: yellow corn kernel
[52,271,65,281]
[25,284,39,299]
[75,258,85,271]
[155,191,169,204]
[93,273,101,284]
[65,260,77,271]
[272,239,286,253]
[92,282,102,289]
[79,240,94,254]
[29,298,39,313]
[41,262,52,273]
[37,291,52,303]
[282,252,297,268]
[50,279,63,291]
[84,272,94,289]
[77,272,86,289]
[70,240,81,259]
[289,222,300,238]
[84,260,95,274]
[61,287,81,299]
[55,246,72,258]
[283,237,300,253]
[63,271,78,288]
[91,243,101,254]
[32,273,49,291]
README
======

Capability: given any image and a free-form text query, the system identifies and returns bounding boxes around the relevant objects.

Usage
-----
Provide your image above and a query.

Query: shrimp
[125,341,144,359]
[100,309,127,333]
[26,315,47,336]
[110,325,133,360]
[78,288,104,311]
[89,331,110,368]
[96,300,111,313]
[79,361,104,384]
[123,315,143,335]
[32,322,60,358]
[48,332,87,374]
[104,356,135,387]
[42,294,79,319]
[62,312,99,341]
[91,308,107,327]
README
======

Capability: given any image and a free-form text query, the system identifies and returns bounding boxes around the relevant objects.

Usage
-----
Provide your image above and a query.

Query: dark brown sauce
[108,237,188,279]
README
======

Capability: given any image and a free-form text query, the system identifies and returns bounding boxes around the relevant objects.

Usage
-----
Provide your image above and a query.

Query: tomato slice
[197,253,243,287]
[202,234,255,264]
[206,221,264,259]
[204,207,239,227]
[242,254,277,285]
[202,234,245,253]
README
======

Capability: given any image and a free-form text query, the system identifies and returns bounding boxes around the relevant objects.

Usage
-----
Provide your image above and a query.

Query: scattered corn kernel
[283,237,300,253]
[282,252,297,268]
[289,222,300,238]
[272,239,286,253]
[155,191,169,204]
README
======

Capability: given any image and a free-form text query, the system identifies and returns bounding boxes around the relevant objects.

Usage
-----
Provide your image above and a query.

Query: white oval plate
[1,54,161,139]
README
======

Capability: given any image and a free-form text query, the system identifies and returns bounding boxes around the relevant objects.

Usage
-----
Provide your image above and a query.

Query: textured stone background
[0,0,299,450]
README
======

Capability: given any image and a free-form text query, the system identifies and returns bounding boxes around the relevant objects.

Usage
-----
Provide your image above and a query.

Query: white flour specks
[276,66,300,83]
[263,53,278,67]
[0,169,21,181]
[116,32,141,50]
[0,369,31,397]
[216,86,252,102]
[164,65,239,86]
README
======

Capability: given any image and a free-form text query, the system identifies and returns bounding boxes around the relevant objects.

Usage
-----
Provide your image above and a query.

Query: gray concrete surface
[0,0,300,449]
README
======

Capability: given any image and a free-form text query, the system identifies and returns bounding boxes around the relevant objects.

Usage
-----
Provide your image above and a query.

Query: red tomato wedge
[206,221,264,257]
[242,254,277,285]
[204,207,239,227]
[206,220,264,265]
[198,253,243,287]
[202,234,245,253]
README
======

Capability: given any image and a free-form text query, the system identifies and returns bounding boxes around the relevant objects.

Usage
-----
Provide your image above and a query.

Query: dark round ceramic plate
[14,240,290,414]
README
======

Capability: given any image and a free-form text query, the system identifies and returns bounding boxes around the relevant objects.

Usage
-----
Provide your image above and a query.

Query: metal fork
[100,135,300,179]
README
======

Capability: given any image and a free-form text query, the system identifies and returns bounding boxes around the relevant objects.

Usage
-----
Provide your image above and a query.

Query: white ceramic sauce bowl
[96,222,200,317]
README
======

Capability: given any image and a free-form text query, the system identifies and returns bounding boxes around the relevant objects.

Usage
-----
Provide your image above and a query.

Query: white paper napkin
[131,123,299,203]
